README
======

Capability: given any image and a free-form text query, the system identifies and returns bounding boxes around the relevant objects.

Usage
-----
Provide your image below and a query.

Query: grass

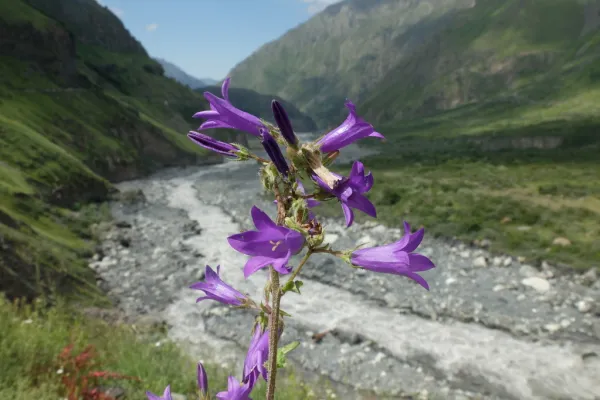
[0,297,319,400]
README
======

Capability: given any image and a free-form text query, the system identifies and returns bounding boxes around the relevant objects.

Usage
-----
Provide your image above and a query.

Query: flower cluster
[149,78,436,399]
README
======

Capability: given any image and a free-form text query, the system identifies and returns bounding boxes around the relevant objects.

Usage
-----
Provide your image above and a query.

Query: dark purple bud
[197,362,209,397]
[271,100,298,146]
[260,128,289,176]
[188,131,239,157]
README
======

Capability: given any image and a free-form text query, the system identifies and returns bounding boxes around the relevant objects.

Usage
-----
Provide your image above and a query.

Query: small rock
[370,225,387,235]
[544,323,561,333]
[492,257,503,266]
[519,264,538,278]
[501,216,512,224]
[517,226,532,231]
[576,300,592,313]
[493,284,505,292]
[445,277,457,285]
[560,319,572,328]
[503,257,513,267]
[323,233,340,246]
[552,237,571,247]
[581,268,598,286]
[521,277,551,293]
[459,250,470,258]
[473,256,487,268]
[480,239,492,248]
[357,235,375,247]
[517,256,526,263]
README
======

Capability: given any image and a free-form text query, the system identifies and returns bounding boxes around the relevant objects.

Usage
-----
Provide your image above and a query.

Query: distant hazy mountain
[155,58,216,89]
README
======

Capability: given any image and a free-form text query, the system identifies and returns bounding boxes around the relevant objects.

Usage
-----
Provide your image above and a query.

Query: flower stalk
[146,77,436,400]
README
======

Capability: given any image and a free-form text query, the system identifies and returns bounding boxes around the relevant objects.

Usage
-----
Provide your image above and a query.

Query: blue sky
[96,0,342,80]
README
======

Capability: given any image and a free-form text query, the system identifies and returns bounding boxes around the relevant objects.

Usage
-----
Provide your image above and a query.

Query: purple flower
[193,77,266,136]
[317,100,384,153]
[314,161,376,227]
[271,100,298,146]
[351,221,436,289]
[260,128,289,176]
[243,326,270,383]
[188,131,239,157]
[197,363,209,398]
[227,206,305,278]
[216,376,254,400]
[146,385,172,400]
[189,265,247,306]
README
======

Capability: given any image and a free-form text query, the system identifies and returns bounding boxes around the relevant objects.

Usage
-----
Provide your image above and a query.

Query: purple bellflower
[351,221,436,290]
[271,100,298,146]
[243,326,270,383]
[188,131,239,157]
[146,385,172,400]
[228,206,304,277]
[197,363,209,398]
[317,100,385,153]
[193,77,266,136]
[216,376,255,400]
[189,265,246,306]
[314,161,376,227]
[260,128,290,176]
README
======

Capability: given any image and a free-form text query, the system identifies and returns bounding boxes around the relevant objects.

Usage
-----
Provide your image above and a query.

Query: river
[89,140,600,400]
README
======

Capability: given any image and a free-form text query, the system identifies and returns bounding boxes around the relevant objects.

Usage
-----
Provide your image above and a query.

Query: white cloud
[146,23,158,32]
[301,0,342,14]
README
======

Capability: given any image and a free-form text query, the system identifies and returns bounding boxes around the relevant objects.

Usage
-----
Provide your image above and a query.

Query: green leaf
[281,280,303,295]
[276,341,300,369]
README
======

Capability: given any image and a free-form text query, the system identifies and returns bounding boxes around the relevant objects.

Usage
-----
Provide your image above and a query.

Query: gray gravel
[91,156,600,400]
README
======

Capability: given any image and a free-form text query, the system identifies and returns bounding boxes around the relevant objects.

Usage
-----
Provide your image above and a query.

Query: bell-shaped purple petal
[190,265,247,306]
[243,326,270,383]
[260,128,290,176]
[228,206,305,278]
[317,100,385,153]
[197,363,209,396]
[314,161,376,227]
[188,131,239,157]
[193,77,266,136]
[272,100,298,146]
[215,376,254,400]
[351,222,435,289]
[146,385,172,400]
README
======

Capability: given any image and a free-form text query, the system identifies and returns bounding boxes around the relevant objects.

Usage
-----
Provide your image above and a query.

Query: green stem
[284,250,313,287]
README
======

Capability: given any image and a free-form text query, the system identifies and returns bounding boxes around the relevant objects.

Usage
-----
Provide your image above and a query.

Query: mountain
[360,0,600,131]
[200,77,219,86]
[227,0,476,128]
[155,57,214,89]
[228,0,600,134]
[0,0,221,302]
[155,57,317,131]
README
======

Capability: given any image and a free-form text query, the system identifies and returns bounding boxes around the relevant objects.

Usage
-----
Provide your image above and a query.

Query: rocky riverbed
[89,157,600,400]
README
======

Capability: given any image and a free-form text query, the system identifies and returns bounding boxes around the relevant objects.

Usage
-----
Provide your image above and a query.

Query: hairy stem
[266,266,281,400]
[266,189,287,400]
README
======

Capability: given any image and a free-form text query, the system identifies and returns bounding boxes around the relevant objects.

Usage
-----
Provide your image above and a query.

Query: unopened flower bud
[272,100,298,147]
[260,128,290,176]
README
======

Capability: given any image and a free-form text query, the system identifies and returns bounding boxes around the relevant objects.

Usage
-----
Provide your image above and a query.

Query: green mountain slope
[361,0,600,130]
[0,0,220,302]
[227,0,475,127]
[155,57,212,89]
